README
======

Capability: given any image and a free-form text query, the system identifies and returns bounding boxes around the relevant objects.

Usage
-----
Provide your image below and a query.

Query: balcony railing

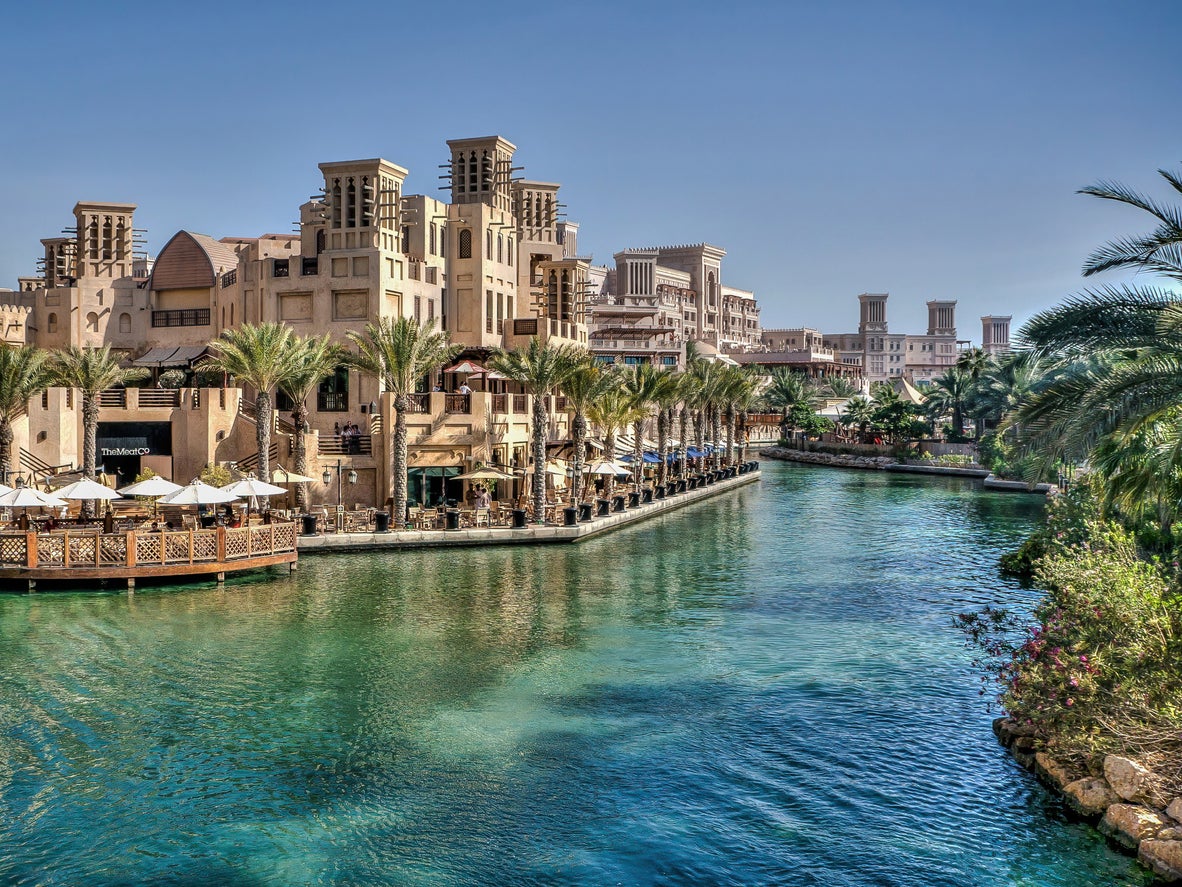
[152,309,211,328]
[403,393,429,413]
[137,389,181,408]
[99,389,125,407]
[492,394,507,413]
[318,434,372,456]
[444,394,470,414]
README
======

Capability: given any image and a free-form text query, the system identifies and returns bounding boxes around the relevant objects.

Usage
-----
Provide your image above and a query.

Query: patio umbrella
[453,467,516,481]
[56,478,123,501]
[118,476,183,497]
[443,360,487,375]
[221,477,287,521]
[270,466,317,484]
[221,478,287,497]
[0,486,68,509]
[585,460,632,476]
[158,480,240,506]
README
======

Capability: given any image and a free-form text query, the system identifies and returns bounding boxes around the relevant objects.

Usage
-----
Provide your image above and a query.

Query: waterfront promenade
[298,467,760,554]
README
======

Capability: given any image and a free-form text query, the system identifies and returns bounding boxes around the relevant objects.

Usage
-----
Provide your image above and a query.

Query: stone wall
[995,718,1182,883]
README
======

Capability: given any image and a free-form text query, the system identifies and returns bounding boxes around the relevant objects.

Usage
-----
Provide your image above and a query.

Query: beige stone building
[0,135,608,507]
[586,243,762,369]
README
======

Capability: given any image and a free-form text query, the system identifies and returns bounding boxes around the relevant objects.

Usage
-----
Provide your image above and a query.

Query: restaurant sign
[99,437,153,457]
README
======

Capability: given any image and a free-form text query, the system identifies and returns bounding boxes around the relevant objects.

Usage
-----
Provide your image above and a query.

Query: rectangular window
[486,290,493,333]
[273,259,289,278]
[301,257,318,276]
[151,309,211,327]
[317,366,349,412]
[332,257,348,277]
[414,295,421,322]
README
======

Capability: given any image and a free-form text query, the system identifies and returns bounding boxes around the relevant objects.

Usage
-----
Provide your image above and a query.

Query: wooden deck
[0,522,298,590]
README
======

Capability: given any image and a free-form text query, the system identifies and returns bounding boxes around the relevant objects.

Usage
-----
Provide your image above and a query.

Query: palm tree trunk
[633,419,645,487]
[571,412,587,505]
[657,408,669,486]
[605,429,617,499]
[292,404,309,512]
[392,394,409,528]
[531,395,547,523]
[0,416,13,483]
[694,409,705,472]
[81,392,99,519]
[724,404,735,466]
[255,389,272,482]
[711,406,722,469]
[678,406,689,478]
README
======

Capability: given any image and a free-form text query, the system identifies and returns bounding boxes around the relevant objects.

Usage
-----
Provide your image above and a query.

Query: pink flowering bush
[961,480,1182,786]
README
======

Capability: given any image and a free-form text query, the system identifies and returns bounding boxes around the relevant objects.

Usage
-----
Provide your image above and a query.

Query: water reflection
[0,463,1147,886]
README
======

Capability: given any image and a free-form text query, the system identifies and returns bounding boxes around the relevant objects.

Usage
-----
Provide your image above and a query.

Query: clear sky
[2,0,1179,338]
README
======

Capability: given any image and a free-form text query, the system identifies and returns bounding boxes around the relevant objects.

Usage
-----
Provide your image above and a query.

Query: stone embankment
[759,446,1054,493]
[759,446,895,471]
[995,718,1182,882]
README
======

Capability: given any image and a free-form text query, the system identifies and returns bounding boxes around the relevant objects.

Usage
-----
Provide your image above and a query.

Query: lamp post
[322,459,357,531]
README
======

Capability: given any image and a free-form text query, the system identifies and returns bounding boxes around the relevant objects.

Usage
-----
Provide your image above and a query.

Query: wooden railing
[318,434,372,456]
[0,522,297,570]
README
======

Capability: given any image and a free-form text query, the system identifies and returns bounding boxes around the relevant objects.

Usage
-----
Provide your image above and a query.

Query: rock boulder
[1101,804,1168,849]
[1138,840,1182,883]
[1063,777,1119,818]
[1104,755,1167,807]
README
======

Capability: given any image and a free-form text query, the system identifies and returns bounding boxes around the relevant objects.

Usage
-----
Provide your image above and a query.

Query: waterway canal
[0,462,1151,885]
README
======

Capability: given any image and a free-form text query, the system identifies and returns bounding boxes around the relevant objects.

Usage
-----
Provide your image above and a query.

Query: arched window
[115,220,126,259]
[118,312,131,333]
[467,152,478,192]
[507,242,513,266]
[230,304,235,326]
[459,229,472,259]
[481,150,493,191]
[47,312,58,333]
[497,234,503,264]
[331,180,342,227]
[486,229,493,256]
[86,311,99,332]
[88,219,99,259]
[316,228,326,254]
[429,224,436,255]
[440,227,447,257]
[345,178,356,228]
[102,218,113,260]
[544,196,552,228]
[534,196,542,228]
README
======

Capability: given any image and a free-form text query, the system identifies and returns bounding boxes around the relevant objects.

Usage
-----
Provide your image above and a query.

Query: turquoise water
[0,462,1151,886]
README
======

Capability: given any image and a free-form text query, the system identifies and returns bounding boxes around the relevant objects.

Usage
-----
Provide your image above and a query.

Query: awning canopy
[132,346,208,368]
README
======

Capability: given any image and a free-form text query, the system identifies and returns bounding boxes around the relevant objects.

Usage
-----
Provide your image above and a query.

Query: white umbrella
[56,478,123,501]
[221,478,287,497]
[158,480,240,506]
[586,460,631,476]
[271,466,317,484]
[0,486,68,508]
[118,476,183,497]
[0,482,13,497]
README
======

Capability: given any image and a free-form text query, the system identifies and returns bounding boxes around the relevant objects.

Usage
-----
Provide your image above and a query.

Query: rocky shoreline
[759,446,896,471]
[994,718,1182,882]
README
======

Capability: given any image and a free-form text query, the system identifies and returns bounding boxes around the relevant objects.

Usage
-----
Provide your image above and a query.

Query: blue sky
[2,0,1179,338]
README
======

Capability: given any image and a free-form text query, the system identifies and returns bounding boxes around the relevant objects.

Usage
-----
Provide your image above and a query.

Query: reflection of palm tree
[51,346,150,517]
[490,338,581,523]
[0,345,52,481]
[348,318,459,529]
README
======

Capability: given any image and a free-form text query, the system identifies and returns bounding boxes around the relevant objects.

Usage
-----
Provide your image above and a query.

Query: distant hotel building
[738,293,1010,386]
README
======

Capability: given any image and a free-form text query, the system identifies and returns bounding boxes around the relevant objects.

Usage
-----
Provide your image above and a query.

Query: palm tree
[277,334,344,512]
[1011,165,1182,484]
[0,345,52,482]
[490,337,581,524]
[924,367,973,439]
[653,369,687,485]
[821,375,860,400]
[561,359,619,505]
[622,363,675,487]
[956,347,993,381]
[730,368,760,463]
[203,323,298,483]
[348,317,459,530]
[675,370,698,478]
[763,367,819,414]
[839,396,875,442]
[588,386,640,500]
[51,346,150,516]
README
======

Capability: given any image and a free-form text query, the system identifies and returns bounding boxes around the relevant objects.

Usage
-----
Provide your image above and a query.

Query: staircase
[236,443,280,475]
